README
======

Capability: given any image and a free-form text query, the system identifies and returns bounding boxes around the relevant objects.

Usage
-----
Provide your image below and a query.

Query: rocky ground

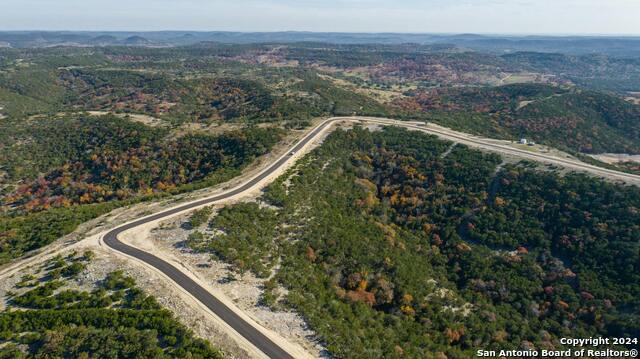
[147,203,331,358]
[0,246,265,359]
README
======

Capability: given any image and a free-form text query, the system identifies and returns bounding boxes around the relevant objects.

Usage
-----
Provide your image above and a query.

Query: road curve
[103,116,640,359]
[103,119,336,359]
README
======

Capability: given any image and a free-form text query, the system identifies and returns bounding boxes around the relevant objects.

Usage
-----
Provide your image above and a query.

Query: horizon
[3,30,640,38]
[1,0,639,35]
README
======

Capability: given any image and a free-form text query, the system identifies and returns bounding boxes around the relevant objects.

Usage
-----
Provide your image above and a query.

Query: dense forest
[189,127,639,358]
[0,114,282,264]
[2,115,283,211]
[397,83,640,154]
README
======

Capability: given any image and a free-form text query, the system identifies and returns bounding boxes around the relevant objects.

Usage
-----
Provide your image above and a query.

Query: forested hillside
[2,45,640,157]
[0,47,391,124]
[502,52,640,92]
[0,114,283,264]
[189,127,639,358]
[399,83,640,154]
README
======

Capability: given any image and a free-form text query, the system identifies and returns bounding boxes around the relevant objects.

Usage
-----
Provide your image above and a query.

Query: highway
[103,116,640,359]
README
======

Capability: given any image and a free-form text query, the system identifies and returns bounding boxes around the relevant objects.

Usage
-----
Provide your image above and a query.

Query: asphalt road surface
[104,117,640,359]
[104,119,334,359]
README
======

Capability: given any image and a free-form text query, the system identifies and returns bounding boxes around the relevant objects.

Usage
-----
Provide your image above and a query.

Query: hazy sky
[1,0,639,35]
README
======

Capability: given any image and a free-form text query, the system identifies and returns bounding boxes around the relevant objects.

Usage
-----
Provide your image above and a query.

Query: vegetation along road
[103,116,640,359]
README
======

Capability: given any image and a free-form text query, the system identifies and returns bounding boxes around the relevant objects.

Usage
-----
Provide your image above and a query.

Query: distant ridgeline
[2,31,640,56]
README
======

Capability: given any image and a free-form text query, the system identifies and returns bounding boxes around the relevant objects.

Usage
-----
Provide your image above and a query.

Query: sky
[1,0,639,35]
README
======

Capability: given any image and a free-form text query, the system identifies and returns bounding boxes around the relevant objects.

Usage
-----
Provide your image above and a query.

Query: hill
[0,114,283,264]
[187,126,639,358]
[88,35,118,45]
[123,36,151,46]
[400,83,640,154]
[503,52,640,92]
[516,90,640,153]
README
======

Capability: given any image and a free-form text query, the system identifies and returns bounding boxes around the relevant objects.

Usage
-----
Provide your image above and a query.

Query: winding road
[103,116,640,359]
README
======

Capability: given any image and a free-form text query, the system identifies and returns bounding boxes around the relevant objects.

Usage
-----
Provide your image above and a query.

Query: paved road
[104,116,640,359]
[104,119,334,359]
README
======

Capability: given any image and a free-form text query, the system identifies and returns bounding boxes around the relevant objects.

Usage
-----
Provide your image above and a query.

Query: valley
[0,36,639,358]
